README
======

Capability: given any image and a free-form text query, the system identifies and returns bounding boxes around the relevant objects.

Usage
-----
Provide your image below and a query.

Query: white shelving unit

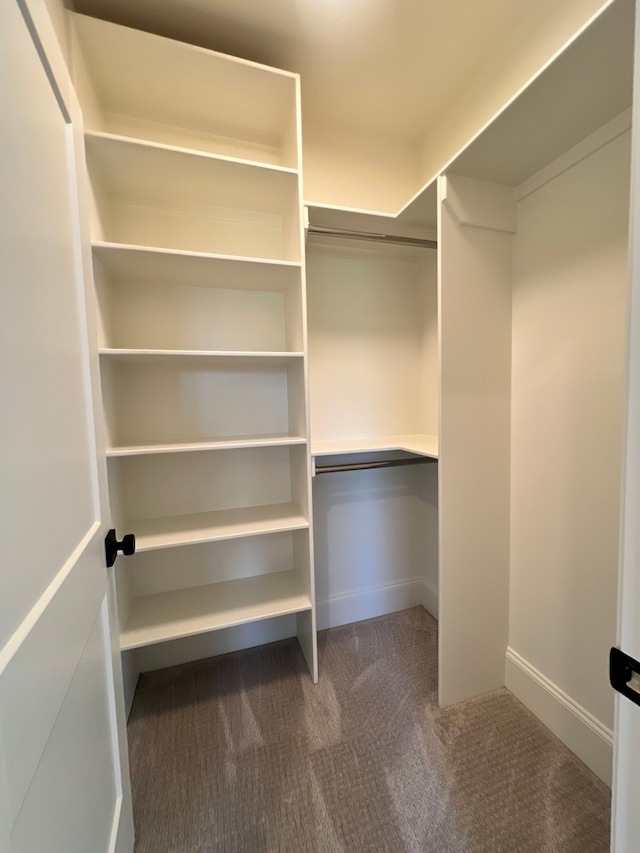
[72,12,317,682]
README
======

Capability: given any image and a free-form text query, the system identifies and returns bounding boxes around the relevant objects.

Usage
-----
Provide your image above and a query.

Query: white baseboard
[505,647,613,785]
[316,577,428,631]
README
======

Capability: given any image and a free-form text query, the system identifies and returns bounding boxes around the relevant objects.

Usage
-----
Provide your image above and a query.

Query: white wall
[313,464,438,629]
[508,128,630,779]
[307,239,437,441]
[307,237,439,625]
[302,122,421,215]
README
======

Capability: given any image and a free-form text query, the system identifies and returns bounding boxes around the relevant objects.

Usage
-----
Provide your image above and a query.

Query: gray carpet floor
[128,607,611,852]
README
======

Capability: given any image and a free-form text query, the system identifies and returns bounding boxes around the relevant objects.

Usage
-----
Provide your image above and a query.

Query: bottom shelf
[120,570,312,651]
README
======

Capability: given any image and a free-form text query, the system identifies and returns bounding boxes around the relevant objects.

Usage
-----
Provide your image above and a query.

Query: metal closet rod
[315,457,436,475]
[307,224,437,250]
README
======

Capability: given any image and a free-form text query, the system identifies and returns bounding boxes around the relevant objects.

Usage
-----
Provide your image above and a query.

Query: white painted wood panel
[0,527,104,825]
[0,2,132,849]
[99,349,303,364]
[107,435,307,457]
[121,570,312,650]
[612,6,640,836]
[437,174,513,707]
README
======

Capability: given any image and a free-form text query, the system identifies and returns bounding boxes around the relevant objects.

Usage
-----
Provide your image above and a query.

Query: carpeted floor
[128,607,611,852]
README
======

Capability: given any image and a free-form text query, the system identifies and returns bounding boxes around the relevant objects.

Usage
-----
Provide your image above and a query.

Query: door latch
[105,528,136,567]
[610,647,640,707]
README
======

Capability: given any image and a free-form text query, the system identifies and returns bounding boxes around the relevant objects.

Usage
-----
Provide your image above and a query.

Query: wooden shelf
[86,131,298,176]
[99,349,304,366]
[92,243,302,292]
[85,132,298,218]
[107,435,307,457]
[120,570,312,650]
[312,434,439,459]
[129,502,309,552]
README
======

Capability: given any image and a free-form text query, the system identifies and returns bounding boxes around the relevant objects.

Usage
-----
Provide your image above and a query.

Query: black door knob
[105,528,136,567]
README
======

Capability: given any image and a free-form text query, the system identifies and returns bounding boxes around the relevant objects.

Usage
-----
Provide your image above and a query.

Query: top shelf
[71,13,299,169]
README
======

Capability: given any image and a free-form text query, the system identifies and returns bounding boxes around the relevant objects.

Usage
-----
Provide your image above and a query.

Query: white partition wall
[437,175,514,707]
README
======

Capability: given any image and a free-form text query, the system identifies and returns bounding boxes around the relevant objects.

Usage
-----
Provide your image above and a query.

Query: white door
[0,1,133,852]
[611,3,640,849]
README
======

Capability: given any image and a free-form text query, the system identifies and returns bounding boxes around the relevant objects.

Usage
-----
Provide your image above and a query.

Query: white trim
[0,522,100,675]
[107,794,123,853]
[506,647,613,785]
[516,108,632,201]
[316,577,426,631]
[423,579,439,620]
[440,174,517,233]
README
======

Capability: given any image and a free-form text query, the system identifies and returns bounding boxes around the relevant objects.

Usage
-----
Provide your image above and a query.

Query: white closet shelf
[92,243,302,292]
[99,349,304,366]
[72,13,298,168]
[85,132,298,214]
[107,435,307,457]
[128,502,309,552]
[120,570,312,650]
[85,131,298,176]
[312,434,439,459]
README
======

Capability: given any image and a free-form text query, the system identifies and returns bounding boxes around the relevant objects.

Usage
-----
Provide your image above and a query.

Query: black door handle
[105,528,136,567]
[610,647,640,707]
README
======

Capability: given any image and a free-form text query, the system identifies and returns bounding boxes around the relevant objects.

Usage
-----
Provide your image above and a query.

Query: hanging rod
[315,457,436,475]
[307,225,437,250]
